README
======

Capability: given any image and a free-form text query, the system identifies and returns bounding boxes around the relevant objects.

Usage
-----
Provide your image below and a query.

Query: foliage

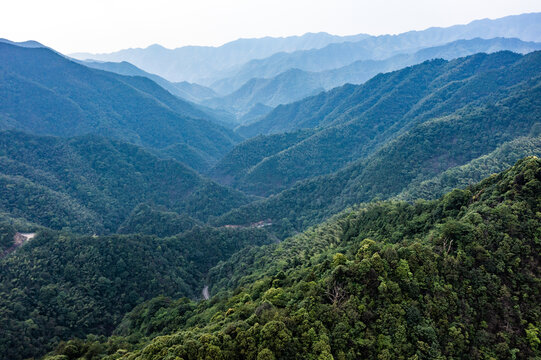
[397,136,541,201]
[117,204,201,237]
[0,225,274,359]
[0,223,15,253]
[213,61,541,237]
[0,42,239,170]
[228,51,541,196]
[48,157,541,359]
[210,129,315,191]
[222,38,541,122]
[0,131,250,234]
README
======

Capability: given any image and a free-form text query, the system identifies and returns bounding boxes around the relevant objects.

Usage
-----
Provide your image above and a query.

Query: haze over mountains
[72,13,541,85]
[72,32,371,83]
[70,12,541,123]
[0,10,540,360]
[0,43,240,170]
[206,37,541,117]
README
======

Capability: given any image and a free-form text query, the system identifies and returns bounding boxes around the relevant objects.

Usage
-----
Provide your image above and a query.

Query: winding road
[202,285,210,300]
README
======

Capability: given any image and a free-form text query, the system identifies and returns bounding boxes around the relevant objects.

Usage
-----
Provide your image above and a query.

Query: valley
[0,8,540,360]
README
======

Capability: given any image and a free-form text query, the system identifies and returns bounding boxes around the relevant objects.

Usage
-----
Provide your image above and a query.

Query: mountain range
[213,51,541,198]
[71,32,370,83]
[43,156,541,360]
[206,37,541,118]
[0,131,250,234]
[0,12,540,360]
[0,43,239,171]
[72,13,541,88]
[210,13,541,92]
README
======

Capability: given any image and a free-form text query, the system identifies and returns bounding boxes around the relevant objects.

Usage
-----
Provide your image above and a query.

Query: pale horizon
[1,0,541,54]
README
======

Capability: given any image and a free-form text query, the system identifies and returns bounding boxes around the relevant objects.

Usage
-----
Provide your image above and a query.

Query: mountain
[78,59,235,127]
[209,38,541,116]
[0,224,274,360]
[238,103,274,125]
[79,59,216,102]
[173,81,218,102]
[116,203,202,237]
[208,52,541,237]
[396,136,541,201]
[0,43,240,170]
[209,129,316,185]
[71,32,370,83]
[215,51,541,197]
[46,157,541,359]
[0,131,250,234]
[211,13,541,94]
[0,38,46,48]
[204,68,326,116]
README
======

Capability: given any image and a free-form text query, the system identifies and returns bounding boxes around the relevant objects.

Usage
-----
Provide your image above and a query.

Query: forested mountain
[0,131,250,234]
[207,38,541,116]
[2,12,541,360]
[78,59,235,127]
[79,60,218,103]
[174,81,219,102]
[0,43,240,170]
[238,102,274,125]
[71,32,369,83]
[116,203,202,237]
[0,225,274,359]
[210,53,541,236]
[239,50,541,137]
[397,136,541,201]
[211,13,541,94]
[217,51,541,198]
[45,157,541,360]
[204,68,325,117]
[209,129,316,186]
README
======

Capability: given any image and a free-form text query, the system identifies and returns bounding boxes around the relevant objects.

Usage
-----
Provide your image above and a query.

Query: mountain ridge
[208,37,541,117]
[0,42,240,170]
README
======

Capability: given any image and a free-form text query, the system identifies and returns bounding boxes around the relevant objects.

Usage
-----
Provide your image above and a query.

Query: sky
[1,0,541,54]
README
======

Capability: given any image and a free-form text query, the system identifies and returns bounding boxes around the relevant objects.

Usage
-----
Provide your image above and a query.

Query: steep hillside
[212,37,541,115]
[239,50,539,136]
[204,68,325,115]
[209,129,316,186]
[116,203,202,237]
[213,72,541,236]
[0,43,240,169]
[48,157,541,359]
[397,136,541,201]
[174,81,219,102]
[225,51,541,196]
[0,226,274,360]
[0,131,250,234]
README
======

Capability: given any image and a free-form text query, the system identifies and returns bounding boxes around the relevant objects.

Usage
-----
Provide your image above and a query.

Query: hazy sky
[2,0,541,54]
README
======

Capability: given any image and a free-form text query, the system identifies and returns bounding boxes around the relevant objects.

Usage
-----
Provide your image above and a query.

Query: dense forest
[221,51,541,196]
[0,225,274,359]
[1,21,540,360]
[0,131,249,234]
[0,43,239,171]
[43,157,541,360]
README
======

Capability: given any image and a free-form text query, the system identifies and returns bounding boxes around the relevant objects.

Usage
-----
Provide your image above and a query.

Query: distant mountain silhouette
[71,32,370,82]
[211,13,541,94]
[79,60,217,103]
